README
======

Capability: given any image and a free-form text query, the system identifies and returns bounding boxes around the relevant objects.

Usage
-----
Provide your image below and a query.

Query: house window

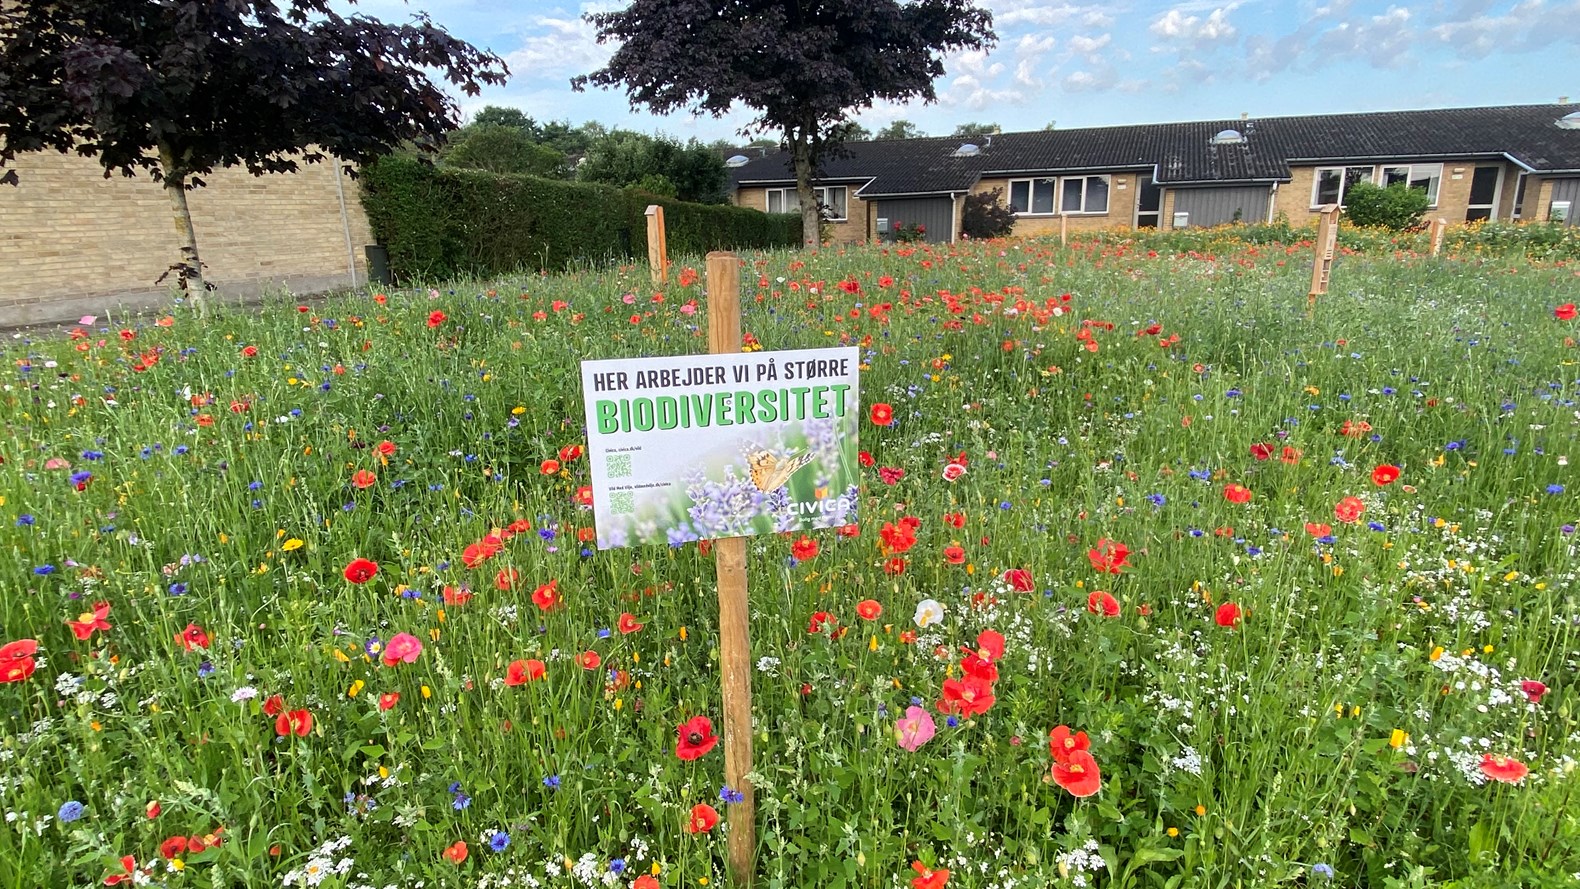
[1512,172,1528,219]
[1313,166,1373,207]
[1008,178,1056,215]
[1379,163,1442,207]
[766,186,848,220]
[1061,175,1110,214]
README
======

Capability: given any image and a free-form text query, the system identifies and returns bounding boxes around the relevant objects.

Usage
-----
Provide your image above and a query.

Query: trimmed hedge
[357,154,801,281]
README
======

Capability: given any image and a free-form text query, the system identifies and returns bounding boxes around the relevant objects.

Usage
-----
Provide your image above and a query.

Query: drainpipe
[333,160,358,287]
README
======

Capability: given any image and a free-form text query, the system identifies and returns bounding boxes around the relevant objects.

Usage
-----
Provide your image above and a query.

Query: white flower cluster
[1057,839,1108,887]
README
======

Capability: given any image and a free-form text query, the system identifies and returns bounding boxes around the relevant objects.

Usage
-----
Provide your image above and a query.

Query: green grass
[1,234,1577,888]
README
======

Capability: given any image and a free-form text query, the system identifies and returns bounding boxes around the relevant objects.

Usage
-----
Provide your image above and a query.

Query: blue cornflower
[946,715,960,728]
[1312,863,1334,880]
[489,831,510,852]
[539,528,557,541]
[1367,522,1386,532]
[197,661,214,678]
[173,445,189,455]
[58,801,85,822]
[1445,440,1465,451]
[543,775,561,790]
[609,859,627,874]
[33,564,55,575]
[248,480,263,490]
[69,470,93,487]
[168,582,188,596]
[720,785,746,804]
[1547,484,1565,495]
[16,515,34,527]
[1225,388,1242,398]
[452,792,471,810]
[1146,493,1166,507]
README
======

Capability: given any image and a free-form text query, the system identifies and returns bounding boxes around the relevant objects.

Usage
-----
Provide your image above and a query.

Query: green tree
[876,120,927,139]
[1342,181,1431,231]
[575,0,994,246]
[951,121,1000,139]
[577,131,727,204]
[470,106,537,133]
[0,0,506,303]
[441,124,568,177]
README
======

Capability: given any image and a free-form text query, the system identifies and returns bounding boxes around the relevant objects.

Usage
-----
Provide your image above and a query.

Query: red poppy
[1480,754,1529,784]
[870,403,895,426]
[1521,680,1548,704]
[462,539,501,568]
[505,658,546,686]
[633,877,660,889]
[427,310,447,328]
[807,611,836,634]
[378,692,400,711]
[791,536,820,560]
[175,623,210,652]
[343,558,379,584]
[676,715,719,760]
[878,466,906,485]
[351,469,377,489]
[838,523,860,537]
[575,486,594,507]
[687,803,720,834]
[1215,602,1242,628]
[532,580,562,611]
[1305,522,1333,537]
[240,345,258,358]
[1048,725,1091,763]
[1371,464,1400,485]
[937,674,996,717]
[275,708,313,737]
[0,639,39,683]
[1334,496,1365,523]
[880,521,918,554]
[884,557,908,575]
[1087,538,1131,574]
[1050,749,1102,797]
[159,836,188,859]
[495,568,519,590]
[1280,446,1302,464]
[580,650,602,670]
[261,694,285,716]
[540,459,561,475]
[1223,483,1252,504]
[943,512,966,528]
[1556,303,1578,321]
[617,612,645,634]
[942,544,966,564]
[559,444,585,462]
[376,440,397,457]
[911,861,950,889]
[1086,591,1120,617]
[443,840,468,864]
[858,450,875,467]
[67,601,113,640]
[1002,568,1034,592]
[856,599,883,620]
[941,462,967,482]
[103,855,138,885]
[1249,442,1274,461]
[443,585,473,606]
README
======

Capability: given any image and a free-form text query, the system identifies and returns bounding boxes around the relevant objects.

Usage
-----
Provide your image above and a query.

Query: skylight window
[1557,111,1580,130]
[725,154,750,168]
[953,143,981,157]
[1211,128,1246,144]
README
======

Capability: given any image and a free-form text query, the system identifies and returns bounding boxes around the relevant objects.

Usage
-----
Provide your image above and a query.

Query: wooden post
[704,251,755,887]
[1308,203,1340,313]
[1429,217,1447,256]
[646,205,670,287]
[1059,213,1068,246]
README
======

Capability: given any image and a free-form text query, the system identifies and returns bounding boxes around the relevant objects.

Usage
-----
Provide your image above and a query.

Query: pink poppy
[895,705,936,752]
[381,633,423,666]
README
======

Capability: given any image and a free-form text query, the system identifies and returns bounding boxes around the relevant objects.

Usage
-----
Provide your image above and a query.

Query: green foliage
[950,121,1000,139]
[876,119,926,140]
[961,188,1016,239]
[357,154,798,280]
[1343,181,1432,230]
[469,106,536,132]
[1073,219,1580,261]
[891,221,928,242]
[576,131,727,204]
[440,124,568,177]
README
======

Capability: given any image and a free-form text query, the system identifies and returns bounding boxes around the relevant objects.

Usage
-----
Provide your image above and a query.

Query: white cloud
[1150,3,1242,45]
[1016,33,1058,55]
[503,14,612,81]
[1069,32,1112,54]
[1014,56,1045,87]
[1313,5,1415,68]
[1429,0,1580,60]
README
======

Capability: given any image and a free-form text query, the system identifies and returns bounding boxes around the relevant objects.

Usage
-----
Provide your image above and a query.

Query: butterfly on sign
[744,447,814,493]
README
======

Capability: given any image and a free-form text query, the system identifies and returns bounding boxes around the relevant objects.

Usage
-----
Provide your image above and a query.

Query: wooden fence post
[1429,217,1447,256]
[1059,213,1068,246]
[1308,203,1340,313]
[646,205,670,287]
[704,251,755,888]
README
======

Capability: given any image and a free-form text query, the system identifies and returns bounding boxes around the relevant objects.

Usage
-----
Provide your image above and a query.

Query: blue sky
[348,0,1580,139]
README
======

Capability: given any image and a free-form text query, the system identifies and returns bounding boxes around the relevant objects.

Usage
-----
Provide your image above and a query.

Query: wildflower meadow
[2,232,1578,888]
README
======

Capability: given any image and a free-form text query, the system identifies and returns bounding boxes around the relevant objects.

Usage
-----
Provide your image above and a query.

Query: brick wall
[973,173,1142,236]
[0,150,374,326]
[1274,161,1522,224]
[733,185,871,244]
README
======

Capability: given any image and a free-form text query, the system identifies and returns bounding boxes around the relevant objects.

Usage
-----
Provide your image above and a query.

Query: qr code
[609,491,635,515]
[606,453,633,478]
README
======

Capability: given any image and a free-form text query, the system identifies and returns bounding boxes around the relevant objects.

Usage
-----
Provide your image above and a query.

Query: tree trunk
[157,142,207,313]
[790,130,820,250]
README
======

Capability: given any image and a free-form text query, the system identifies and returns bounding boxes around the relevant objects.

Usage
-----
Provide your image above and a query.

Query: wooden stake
[646,205,670,287]
[1308,203,1340,314]
[1429,217,1447,256]
[704,251,755,888]
[1059,213,1068,246]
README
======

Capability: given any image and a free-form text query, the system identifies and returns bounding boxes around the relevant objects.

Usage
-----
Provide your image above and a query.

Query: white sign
[580,347,860,549]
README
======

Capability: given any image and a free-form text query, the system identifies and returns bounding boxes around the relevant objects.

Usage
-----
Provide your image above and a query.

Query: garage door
[874,198,954,243]
[1172,186,1272,227]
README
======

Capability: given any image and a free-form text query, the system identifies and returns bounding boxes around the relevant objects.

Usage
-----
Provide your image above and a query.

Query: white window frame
[1311,166,1374,208]
[1378,163,1443,208]
[1060,175,1111,214]
[1007,177,1057,215]
[764,186,849,221]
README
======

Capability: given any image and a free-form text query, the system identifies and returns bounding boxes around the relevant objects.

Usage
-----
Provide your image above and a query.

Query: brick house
[727,103,1580,243]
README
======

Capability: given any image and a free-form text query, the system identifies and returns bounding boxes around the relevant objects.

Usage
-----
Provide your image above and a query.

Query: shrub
[1342,181,1430,231]
[961,188,1015,239]
[892,221,927,243]
[357,154,800,281]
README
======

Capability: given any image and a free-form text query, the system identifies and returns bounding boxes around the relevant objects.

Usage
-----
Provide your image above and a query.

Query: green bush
[357,154,800,281]
[1342,181,1431,230]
